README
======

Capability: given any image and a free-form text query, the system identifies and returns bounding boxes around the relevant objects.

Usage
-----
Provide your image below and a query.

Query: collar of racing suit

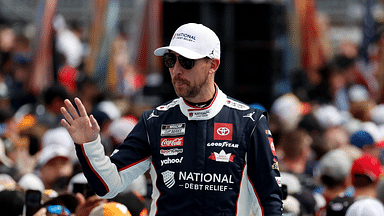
[179,84,226,121]
[156,84,250,121]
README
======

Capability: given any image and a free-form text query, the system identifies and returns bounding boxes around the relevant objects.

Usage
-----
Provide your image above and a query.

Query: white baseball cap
[38,144,71,167]
[154,23,221,60]
[346,198,384,216]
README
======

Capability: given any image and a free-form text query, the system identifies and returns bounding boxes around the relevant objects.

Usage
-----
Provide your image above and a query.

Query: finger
[60,107,74,124]
[86,194,106,203]
[64,99,80,119]
[74,97,88,117]
[32,207,46,216]
[75,192,86,205]
[61,118,71,131]
[90,115,101,132]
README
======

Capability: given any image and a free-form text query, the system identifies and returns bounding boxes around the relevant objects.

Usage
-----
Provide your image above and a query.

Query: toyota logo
[217,127,230,136]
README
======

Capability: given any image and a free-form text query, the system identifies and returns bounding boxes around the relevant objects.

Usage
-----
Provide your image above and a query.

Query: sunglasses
[163,53,196,70]
[47,205,71,215]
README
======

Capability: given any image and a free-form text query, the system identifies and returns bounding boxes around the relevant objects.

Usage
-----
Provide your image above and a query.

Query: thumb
[76,192,86,205]
[89,115,101,132]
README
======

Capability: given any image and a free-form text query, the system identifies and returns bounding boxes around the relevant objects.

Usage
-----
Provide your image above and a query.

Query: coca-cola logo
[161,137,184,147]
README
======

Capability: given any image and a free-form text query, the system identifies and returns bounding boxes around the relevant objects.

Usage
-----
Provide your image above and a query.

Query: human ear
[209,59,220,74]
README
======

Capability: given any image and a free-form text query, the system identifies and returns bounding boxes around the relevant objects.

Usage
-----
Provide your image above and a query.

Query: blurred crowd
[1,5,384,216]
[0,15,151,216]
[269,27,384,215]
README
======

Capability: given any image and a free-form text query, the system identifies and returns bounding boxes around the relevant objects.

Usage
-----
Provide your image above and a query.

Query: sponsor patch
[268,137,277,156]
[208,150,236,162]
[160,157,184,166]
[157,99,178,111]
[178,171,235,191]
[265,130,272,136]
[162,170,175,188]
[160,148,183,156]
[275,177,282,187]
[188,110,210,118]
[161,123,186,136]
[225,99,249,110]
[214,123,233,140]
[206,142,239,148]
[272,162,280,171]
[161,137,184,147]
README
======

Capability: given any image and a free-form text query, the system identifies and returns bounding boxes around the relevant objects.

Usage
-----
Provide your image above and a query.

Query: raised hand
[60,98,100,144]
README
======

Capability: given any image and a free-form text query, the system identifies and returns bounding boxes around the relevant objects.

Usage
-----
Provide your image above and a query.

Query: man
[351,153,384,200]
[60,23,283,215]
[315,149,353,216]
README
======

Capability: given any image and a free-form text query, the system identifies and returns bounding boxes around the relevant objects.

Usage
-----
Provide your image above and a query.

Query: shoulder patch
[156,99,179,111]
[225,98,249,111]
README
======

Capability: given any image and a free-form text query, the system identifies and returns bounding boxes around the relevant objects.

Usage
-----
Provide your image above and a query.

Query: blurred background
[1,1,384,215]
[2,0,383,111]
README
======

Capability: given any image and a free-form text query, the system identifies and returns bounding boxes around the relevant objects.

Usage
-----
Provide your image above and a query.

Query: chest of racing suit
[75,87,283,216]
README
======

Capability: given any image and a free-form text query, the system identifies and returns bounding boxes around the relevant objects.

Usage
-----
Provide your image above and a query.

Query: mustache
[172,77,189,85]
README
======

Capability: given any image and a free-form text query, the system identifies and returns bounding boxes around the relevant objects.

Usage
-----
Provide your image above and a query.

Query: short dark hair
[43,84,69,105]
[320,175,345,188]
[352,174,374,188]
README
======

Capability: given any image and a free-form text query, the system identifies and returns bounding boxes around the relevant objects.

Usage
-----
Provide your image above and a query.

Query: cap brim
[154,46,205,59]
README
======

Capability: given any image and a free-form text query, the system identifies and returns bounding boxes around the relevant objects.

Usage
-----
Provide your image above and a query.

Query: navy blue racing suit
[75,86,283,216]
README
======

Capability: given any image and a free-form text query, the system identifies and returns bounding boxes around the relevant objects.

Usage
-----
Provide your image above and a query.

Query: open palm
[60,98,100,144]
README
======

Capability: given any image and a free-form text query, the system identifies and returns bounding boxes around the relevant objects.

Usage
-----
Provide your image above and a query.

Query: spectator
[313,104,350,150]
[351,153,384,200]
[291,189,318,216]
[108,116,138,151]
[280,172,321,216]
[349,122,384,159]
[348,84,376,122]
[18,172,45,193]
[110,191,148,216]
[277,129,315,191]
[42,193,78,216]
[76,76,100,114]
[326,195,355,216]
[36,84,70,130]
[315,149,353,216]
[270,93,304,133]
[41,126,77,164]
[19,144,74,193]
[376,177,384,204]
[65,172,107,216]
[89,201,132,216]
[0,173,18,191]
[0,137,15,175]
[345,198,384,216]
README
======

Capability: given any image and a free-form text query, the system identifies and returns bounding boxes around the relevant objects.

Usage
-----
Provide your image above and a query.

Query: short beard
[173,77,208,99]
